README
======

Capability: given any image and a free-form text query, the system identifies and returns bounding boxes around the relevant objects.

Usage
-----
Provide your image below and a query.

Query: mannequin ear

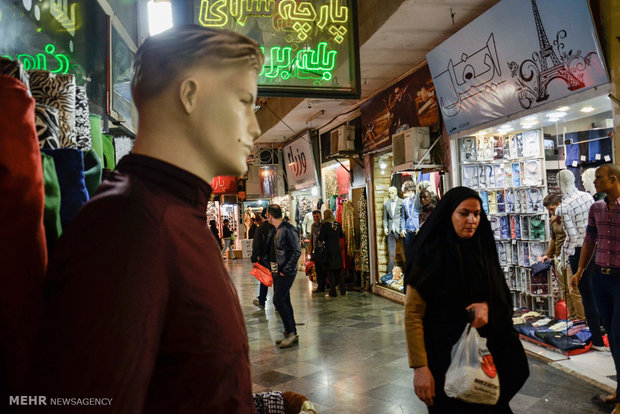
[179,78,199,115]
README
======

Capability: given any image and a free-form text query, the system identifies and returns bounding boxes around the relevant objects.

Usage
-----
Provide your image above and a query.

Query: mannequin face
[388,187,398,200]
[451,198,481,239]
[557,170,575,193]
[184,63,261,176]
[420,191,432,207]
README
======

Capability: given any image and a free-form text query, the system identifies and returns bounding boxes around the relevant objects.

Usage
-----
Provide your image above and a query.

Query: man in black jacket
[267,204,301,349]
[251,213,274,308]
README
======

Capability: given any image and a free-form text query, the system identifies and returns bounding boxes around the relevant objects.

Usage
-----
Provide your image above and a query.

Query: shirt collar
[116,154,212,209]
[604,196,620,206]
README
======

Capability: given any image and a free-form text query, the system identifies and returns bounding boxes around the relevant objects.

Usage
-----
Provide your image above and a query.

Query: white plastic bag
[444,324,500,405]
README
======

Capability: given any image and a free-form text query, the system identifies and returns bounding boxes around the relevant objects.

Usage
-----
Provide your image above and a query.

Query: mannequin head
[582,168,597,195]
[557,170,576,194]
[402,181,416,198]
[420,190,432,207]
[131,25,264,181]
[388,186,398,201]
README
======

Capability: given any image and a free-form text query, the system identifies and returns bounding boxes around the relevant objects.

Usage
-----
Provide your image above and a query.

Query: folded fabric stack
[512,309,591,351]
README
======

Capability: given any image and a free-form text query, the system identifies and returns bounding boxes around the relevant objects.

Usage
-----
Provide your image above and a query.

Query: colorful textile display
[41,152,63,250]
[359,189,370,275]
[342,200,356,257]
[114,136,134,165]
[28,70,77,149]
[41,148,89,228]
[89,113,104,163]
[102,133,116,170]
[83,149,102,198]
[0,57,30,88]
[34,104,61,149]
[75,86,92,151]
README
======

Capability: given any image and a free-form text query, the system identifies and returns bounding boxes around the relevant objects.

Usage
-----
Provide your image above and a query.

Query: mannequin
[31,26,263,412]
[383,186,405,276]
[302,211,314,238]
[400,181,419,251]
[582,167,606,201]
[556,170,605,349]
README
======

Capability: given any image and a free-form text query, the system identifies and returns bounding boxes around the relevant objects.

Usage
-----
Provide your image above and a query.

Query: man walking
[251,212,274,308]
[309,210,327,293]
[572,164,620,414]
[267,204,301,349]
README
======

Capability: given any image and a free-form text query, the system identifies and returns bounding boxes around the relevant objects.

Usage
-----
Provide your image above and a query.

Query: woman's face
[451,198,482,239]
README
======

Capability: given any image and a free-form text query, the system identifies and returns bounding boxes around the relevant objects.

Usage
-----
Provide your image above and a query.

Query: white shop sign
[283,132,318,191]
[426,0,609,135]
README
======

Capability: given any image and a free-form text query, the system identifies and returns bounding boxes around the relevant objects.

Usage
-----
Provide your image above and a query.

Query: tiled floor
[225,258,616,413]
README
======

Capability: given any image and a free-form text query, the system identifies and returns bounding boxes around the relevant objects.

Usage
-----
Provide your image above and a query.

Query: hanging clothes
[359,189,370,276]
[342,200,356,257]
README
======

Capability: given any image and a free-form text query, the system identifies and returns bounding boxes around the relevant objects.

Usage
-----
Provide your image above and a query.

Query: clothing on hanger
[523,159,543,186]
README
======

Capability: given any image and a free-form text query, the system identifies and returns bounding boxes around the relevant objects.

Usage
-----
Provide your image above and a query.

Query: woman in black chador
[318,209,346,297]
[404,187,529,413]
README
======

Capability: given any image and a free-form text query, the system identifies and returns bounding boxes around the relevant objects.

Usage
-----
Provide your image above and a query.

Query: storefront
[427,0,614,357]
[360,62,444,302]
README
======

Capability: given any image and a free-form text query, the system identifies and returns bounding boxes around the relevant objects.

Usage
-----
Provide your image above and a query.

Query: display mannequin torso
[555,170,594,257]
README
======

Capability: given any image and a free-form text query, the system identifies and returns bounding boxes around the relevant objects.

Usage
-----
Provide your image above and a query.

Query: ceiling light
[476,130,487,136]
[521,123,536,129]
[379,161,387,170]
[305,109,325,124]
[580,106,595,113]
[556,106,570,112]
[546,112,567,118]
[520,119,539,126]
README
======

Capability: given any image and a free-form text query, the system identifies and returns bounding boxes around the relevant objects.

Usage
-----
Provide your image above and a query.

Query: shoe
[325,293,337,298]
[592,345,611,352]
[275,332,287,345]
[278,333,298,349]
[312,288,325,294]
[253,299,265,309]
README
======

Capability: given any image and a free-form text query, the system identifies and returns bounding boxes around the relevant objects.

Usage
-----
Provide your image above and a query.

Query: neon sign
[194,0,360,98]
[2,44,71,74]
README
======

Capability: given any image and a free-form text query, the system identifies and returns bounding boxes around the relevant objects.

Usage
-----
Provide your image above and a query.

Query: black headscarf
[404,187,513,329]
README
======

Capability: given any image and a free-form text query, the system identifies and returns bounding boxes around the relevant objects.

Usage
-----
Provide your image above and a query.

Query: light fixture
[546,112,567,119]
[311,186,318,196]
[379,161,387,170]
[556,106,570,112]
[580,106,595,113]
[476,129,487,136]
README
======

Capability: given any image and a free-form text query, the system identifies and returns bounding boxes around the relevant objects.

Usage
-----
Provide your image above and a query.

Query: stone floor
[225,258,615,414]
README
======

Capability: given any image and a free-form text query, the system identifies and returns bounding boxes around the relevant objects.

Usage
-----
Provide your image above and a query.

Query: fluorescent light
[311,186,318,196]
[580,106,595,113]
[546,112,567,118]
[520,119,538,126]
[521,123,536,129]
[556,106,570,112]
[379,162,387,170]
[147,0,173,36]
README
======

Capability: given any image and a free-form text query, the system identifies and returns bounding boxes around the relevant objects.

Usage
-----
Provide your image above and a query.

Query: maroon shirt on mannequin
[28,154,254,413]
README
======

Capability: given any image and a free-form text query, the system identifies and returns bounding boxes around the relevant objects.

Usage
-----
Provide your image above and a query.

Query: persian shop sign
[195,0,360,98]
[426,0,609,135]
[2,44,71,74]
[211,176,238,195]
[283,133,318,190]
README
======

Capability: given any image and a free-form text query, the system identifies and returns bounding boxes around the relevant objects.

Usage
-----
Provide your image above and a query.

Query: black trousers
[326,269,346,296]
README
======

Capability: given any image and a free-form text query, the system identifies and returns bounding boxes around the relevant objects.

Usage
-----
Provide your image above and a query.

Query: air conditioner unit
[329,125,355,154]
[392,127,431,166]
[254,148,280,165]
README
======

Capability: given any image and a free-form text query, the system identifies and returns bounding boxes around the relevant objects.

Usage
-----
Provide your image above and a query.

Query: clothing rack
[563,134,613,146]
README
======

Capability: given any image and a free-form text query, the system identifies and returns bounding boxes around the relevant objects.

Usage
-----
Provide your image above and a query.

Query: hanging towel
[84,149,103,198]
[102,133,116,170]
[89,113,104,162]
[41,148,89,228]
[41,152,63,251]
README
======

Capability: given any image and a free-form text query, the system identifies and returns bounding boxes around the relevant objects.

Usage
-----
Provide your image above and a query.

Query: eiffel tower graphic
[530,0,584,101]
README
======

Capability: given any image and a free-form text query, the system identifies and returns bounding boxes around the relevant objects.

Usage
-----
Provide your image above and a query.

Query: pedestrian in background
[221,219,236,260]
[318,209,346,297]
[251,212,274,309]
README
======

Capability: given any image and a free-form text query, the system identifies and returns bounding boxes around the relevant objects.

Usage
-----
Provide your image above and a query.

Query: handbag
[250,263,273,287]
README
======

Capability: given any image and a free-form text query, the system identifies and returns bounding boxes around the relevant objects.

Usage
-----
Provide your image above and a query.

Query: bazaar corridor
[226,259,613,414]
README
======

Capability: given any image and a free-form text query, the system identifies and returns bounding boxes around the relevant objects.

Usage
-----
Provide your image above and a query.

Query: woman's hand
[413,366,435,406]
[466,302,489,328]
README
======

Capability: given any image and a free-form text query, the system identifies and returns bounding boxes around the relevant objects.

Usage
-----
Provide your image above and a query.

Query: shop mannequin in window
[400,181,419,251]
[418,190,437,227]
[383,186,405,276]
[583,167,606,201]
[29,26,263,412]
[555,170,606,350]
